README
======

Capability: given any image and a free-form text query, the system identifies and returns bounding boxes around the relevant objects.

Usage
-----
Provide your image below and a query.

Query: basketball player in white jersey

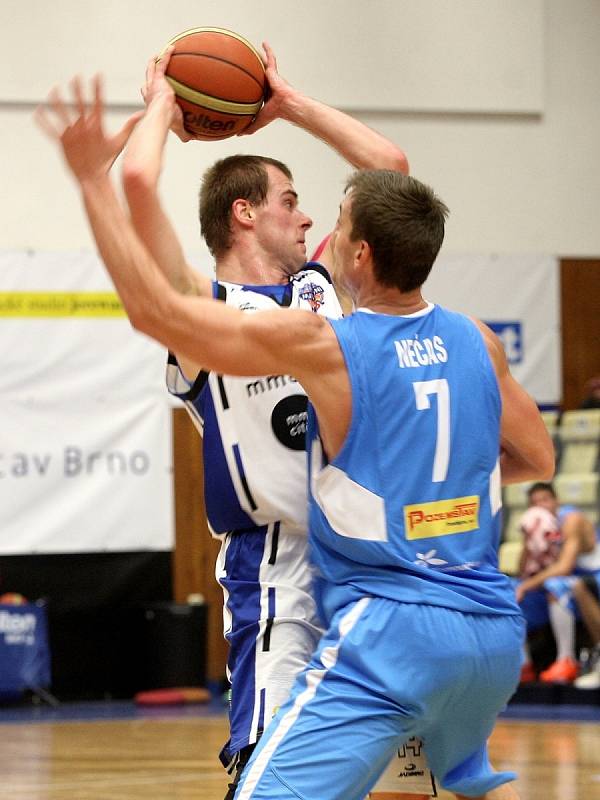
[35,59,549,799]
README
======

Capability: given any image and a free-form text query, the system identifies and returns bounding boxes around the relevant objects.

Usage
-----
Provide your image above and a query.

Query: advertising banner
[0,251,173,554]
[425,254,560,405]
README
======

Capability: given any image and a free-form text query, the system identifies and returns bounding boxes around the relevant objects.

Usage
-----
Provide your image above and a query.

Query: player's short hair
[199,155,293,257]
[344,170,449,292]
[527,481,556,499]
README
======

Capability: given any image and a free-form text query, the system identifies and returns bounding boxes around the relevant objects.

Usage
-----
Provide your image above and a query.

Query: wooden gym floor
[0,702,599,799]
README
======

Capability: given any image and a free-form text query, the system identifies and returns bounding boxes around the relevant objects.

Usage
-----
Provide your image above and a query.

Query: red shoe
[539,657,579,684]
[519,662,537,683]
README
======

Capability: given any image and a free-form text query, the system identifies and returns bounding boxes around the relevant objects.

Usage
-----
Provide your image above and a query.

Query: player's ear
[355,240,371,267]
[232,199,255,226]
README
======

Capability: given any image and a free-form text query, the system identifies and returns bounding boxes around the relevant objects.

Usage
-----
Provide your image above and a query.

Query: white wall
[1,0,599,267]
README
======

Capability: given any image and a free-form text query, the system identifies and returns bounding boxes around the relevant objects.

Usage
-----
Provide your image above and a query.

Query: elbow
[395,151,410,175]
[121,298,149,337]
[387,147,409,175]
[528,455,555,484]
[539,447,556,482]
[122,160,152,202]
[127,296,172,350]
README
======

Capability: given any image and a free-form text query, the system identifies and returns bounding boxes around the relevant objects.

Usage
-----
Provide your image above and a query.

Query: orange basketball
[161,27,266,141]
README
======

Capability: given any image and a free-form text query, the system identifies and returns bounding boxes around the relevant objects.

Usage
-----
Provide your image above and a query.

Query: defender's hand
[35,75,143,183]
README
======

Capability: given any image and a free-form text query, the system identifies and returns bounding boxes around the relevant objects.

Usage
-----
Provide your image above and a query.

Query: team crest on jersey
[299,282,325,312]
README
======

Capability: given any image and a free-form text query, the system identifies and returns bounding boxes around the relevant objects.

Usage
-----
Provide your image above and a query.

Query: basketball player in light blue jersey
[38,72,554,799]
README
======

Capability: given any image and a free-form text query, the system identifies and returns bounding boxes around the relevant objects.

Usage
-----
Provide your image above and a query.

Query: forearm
[499,383,555,485]
[280,91,408,173]
[79,176,280,375]
[80,174,172,333]
[122,95,207,295]
[124,91,172,188]
[520,561,575,593]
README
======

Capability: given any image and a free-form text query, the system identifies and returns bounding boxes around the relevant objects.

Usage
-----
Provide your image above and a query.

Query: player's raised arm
[122,50,211,298]
[242,43,408,281]
[37,77,339,382]
[243,44,408,174]
[473,319,555,485]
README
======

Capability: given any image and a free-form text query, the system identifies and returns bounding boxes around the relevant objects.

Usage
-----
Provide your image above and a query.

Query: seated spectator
[515,482,600,683]
[572,575,600,689]
[580,375,600,409]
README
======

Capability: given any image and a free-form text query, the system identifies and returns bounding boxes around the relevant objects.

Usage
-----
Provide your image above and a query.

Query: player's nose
[300,213,313,230]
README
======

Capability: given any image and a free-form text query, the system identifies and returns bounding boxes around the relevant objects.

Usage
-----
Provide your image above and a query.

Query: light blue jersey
[308,303,521,622]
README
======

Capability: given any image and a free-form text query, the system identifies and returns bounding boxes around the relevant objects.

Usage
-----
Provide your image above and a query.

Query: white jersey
[167,264,342,536]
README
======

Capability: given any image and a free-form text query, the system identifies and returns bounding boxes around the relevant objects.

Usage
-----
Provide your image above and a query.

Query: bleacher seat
[559,409,600,440]
[498,540,523,576]
[557,409,600,474]
[501,481,530,543]
[558,440,600,474]
[554,472,600,510]
[503,481,532,509]
[502,508,526,543]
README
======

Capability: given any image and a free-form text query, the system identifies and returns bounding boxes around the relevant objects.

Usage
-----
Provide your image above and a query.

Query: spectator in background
[579,375,600,409]
[572,576,600,688]
[516,482,600,683]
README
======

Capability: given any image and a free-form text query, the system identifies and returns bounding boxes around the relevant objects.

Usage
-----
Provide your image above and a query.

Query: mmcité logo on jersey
[404,495,479,540]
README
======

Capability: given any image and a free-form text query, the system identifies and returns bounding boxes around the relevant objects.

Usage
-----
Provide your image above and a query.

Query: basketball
[160,27,266,140]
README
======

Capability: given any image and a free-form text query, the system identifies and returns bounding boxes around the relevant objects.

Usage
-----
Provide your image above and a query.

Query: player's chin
[288,252,307,274]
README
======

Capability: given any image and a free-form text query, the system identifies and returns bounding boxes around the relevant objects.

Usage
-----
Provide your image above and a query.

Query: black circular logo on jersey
[271,395,309,451]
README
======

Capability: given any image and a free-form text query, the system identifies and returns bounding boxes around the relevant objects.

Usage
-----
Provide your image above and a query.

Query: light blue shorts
[234,596,523,799]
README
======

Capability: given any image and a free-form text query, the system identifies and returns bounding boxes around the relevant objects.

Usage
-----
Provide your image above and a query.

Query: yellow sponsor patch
[404,495,479,540]
[0,292,125,317]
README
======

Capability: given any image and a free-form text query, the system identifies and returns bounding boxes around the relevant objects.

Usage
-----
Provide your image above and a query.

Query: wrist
[79,172,113,196]
[277,87,311,123]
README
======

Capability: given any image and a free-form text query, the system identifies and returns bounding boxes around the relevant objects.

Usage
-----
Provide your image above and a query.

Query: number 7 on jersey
[413,379,450,483]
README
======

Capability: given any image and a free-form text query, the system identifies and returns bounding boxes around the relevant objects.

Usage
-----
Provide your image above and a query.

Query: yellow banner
[404,495,479,540]
[0,292,125,318]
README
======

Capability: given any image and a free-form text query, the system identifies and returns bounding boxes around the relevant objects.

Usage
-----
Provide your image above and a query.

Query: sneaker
[519,661,537,683]
[539,657,579,683]
[575,646,600,689]
[574,668,600,689]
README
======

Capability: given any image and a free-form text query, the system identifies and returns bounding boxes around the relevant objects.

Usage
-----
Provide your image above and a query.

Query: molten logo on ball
[184,113,235,133]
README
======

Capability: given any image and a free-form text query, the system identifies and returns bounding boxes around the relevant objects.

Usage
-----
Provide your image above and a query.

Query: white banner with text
[0,250,174,554]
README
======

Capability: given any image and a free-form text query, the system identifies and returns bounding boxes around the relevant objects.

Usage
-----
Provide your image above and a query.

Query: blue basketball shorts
[217,523,323,764]
[234,596,523,799]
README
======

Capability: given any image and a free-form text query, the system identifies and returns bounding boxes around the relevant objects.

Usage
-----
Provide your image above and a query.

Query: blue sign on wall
[0,603,51,693]
[484,321,523,365]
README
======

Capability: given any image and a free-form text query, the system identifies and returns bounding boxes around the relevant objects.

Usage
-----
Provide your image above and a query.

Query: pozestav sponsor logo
[404,495,479,540]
